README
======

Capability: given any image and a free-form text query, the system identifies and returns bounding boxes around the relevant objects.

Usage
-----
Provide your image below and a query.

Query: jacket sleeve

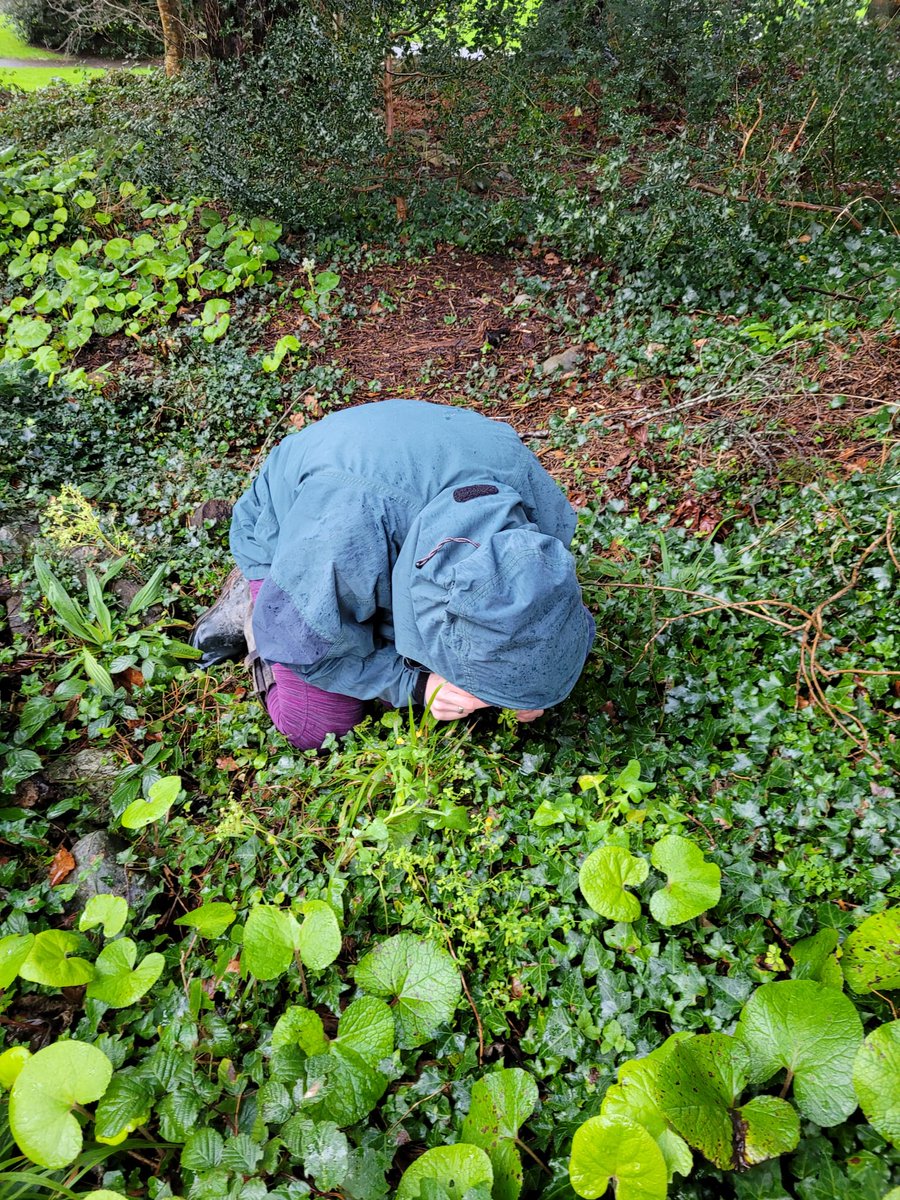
[249,474,420,705]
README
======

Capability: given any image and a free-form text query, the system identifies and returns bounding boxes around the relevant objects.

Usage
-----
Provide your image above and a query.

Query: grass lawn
[0,12,64,59]
[0,64,105,89]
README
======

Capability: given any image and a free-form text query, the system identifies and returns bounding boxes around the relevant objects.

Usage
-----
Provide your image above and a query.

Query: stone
[70,830,147,907]
[6,593,34,637]
[188,499,233,528]
[539,346,582,376]
[48,748,121,804]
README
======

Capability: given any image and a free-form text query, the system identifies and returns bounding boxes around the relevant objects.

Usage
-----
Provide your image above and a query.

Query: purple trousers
[248,580,365,750]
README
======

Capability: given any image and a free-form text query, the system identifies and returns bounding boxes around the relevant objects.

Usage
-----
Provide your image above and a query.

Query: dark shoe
[190,567,251,668]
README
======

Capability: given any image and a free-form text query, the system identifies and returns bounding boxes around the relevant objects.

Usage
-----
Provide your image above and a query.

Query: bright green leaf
[649,835,721,926]
[19,930,94,987]
[0,1046,31,1090]
[85,938,164,1008]
[79,894,128,938]
[842,908,900,994]
[0,933,35,988]
[396,1144,493,1200]
[791,929,842,988]
[579,846,649,923]
[120,774,181,830]
[569,1115,667,1200]
[297,899,342,971]
[853,1020,900,1146]
[272,1006,328,1055]
[735,980,863,1126]
[243,904,300,981]
[175,901,236,938]
[9,1041,112,1169]
[353,933,461,1048]
[462,1068,538,1149]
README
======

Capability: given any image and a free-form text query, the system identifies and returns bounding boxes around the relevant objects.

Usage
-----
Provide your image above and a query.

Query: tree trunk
[157,0,184,75]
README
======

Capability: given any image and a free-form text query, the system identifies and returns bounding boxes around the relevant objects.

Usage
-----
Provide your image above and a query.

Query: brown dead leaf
[216,756,240,772]
[122,666,145,689]
[289,413,306,431]
[49,846,75,887]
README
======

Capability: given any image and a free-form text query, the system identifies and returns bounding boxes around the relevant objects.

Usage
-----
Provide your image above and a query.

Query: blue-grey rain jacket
[230,400,595,709]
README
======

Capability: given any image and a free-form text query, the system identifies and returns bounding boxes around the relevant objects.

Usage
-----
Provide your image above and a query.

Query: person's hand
[425,673,491,721]
[513,709,545,723]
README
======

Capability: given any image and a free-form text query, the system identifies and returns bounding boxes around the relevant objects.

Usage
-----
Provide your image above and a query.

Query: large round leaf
[242,904,300,981]
[174,902,236,939]
[354,933,461,1048]
[579,847,649,923]
[79,894,128,939]
[790,929,842,989]
[462,1068,538,1149]
[120,774,182,830]
[648,835,721,926]
[396,1144,493,1200]
[842,908,900,994]
[735,980,863,1126]
[18,930,94,987]
[0,933,35,988]
[296,900,342,972]
[853,1020,900,1145]
[0,1046,31,1090]
[9,1041,112,1168]
[569,1115,667,1200]
[738,1096,801,1167]
[85,938,164,1007]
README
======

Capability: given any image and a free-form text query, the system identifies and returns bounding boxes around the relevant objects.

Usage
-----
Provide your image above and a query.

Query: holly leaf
[569,1115,667,1200]
[396,1144,493,1200]
[9,1041,112,1168]
[649,835,721,926]
[86,938,164,1008]
[735,980,863,1126]
[579,846,648,923]
[852,1020,900,1146]
[841,908,900,994]
[354,933,461,1047]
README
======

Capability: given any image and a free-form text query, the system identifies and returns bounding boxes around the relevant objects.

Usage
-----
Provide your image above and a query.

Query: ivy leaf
[569,1115,668,1200]
[735,980,863,1126]
[396,1144,493,1200]
[655,1033,798,1170]
[174,901,236,938]
[790,929,842,988]
[353,933,461,1048]
[9,1041,112,1168]
[297,900,342,971]
[243,904,301,981]
[0,933,35,988]
[841,908,900,994]
[18,930,94,987]
[600,1035,693,1181]
[79,894,128,938]
[86,938,164,1008]
[648,835,721,926]
[120,774,181,830]
[578,846,649,923]
[852,1020,900,1146]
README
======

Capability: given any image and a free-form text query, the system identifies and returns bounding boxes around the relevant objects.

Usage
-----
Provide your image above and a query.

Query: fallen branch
[689,180,864,231]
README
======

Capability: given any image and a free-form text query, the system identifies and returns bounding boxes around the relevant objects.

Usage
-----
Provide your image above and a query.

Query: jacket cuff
[411,669,430,707]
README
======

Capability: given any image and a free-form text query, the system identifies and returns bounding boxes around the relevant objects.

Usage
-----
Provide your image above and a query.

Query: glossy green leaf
[272,1006,328,1055]
[842,908,900,994]
[297,1119,350,1191]
[0,933,35,988]
[396,1144,494,1200]
[19,930,94,987]
[85,938,164,1008]
[649,835,721,926]
[569,1115,667,1200]
[354,933,461,1047]
[82,648,116,697]
[174,901,236,938]
[462,1068,538,1149]
[79,894,128,938]
[9,1041,112,1168]
[93,1073,154,1140]
[120,774,181,829]
[0,1046,31,1089]
[297,899,342,971]
[243,904,301,981]
[790,928,842,988]
[181,1127,224,1171]
[735,980,863,1126]
[579,846,649,922]
[332,995,394,1065]
[852,1020,900,1145]
[737,1096,801,1167]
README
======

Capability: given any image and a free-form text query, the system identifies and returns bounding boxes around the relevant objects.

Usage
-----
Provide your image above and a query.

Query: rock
[70,830,147,907]
[188,499,233,529]
[48,748,121,804]
[512,293,532,308]
[539,346,582,376]
[6,593,34,637]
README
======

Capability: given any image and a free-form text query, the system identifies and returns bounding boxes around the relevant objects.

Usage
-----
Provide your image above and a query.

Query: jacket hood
[392,484,595,709]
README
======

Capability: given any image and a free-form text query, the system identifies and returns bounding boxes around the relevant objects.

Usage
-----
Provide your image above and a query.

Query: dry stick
[786,94,819,155]
[689,180,864,231]
[447,942,485,1063]
[738,97,764,160]
[886,511,900,575]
